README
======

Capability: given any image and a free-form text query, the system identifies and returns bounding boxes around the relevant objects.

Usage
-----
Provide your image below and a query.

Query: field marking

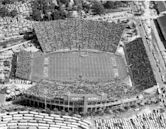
[31,51,127,82]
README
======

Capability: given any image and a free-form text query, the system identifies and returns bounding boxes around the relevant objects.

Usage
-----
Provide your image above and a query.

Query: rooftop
[157,14,166,41]
[156,1,166,14]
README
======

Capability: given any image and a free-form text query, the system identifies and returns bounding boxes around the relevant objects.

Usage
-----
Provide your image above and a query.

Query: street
[132,1,164,85]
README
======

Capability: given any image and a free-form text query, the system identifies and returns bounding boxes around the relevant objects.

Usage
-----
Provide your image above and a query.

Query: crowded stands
[24,80,134,100]
[34,18,125,53]
[125,38,157,90]
[15,51,32,79]
[0,53,13,83]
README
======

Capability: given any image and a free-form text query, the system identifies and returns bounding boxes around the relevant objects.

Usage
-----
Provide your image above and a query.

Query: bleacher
[125,38,157,91]
[34,19,125,53]
[14,50,32,80]
[0,110,90,129]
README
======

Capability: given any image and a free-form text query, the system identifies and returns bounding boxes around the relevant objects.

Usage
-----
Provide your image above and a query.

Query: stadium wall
[18,93,140,115]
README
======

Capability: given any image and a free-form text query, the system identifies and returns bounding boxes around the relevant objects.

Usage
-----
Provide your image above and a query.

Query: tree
[91,1,105,15]
[0,8,17,18]
[31,9,42,21]
[73,0,83,11]
[114,1,122,7]
[59,10,67,19]
[73,0,82,6]
[82,2,90,13]
[1,0,14,5]
[31,0,49,14]
[52,10,61,20]
[0,7,9,17]
[31,0,62,21]
[3,61,10,67]
[103,1,115,9]
[10,9,18,17]
[17,0,26,3]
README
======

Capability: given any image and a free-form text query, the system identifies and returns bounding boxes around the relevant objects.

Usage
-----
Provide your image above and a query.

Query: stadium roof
[157,14,166,41]
[34,19,125,53]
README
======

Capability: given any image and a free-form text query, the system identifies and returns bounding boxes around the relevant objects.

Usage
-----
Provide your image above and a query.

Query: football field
[30,51,128,82]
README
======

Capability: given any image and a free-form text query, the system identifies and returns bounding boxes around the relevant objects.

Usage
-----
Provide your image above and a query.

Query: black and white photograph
[0,0,166,129]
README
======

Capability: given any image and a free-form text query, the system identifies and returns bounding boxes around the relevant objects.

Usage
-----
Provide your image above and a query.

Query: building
[154,14,166,48]
[155,1,166,15]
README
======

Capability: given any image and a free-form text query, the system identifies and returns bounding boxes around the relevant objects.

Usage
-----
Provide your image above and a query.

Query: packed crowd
[95,111,166,129]
[15,51,32,79]
[34,18,125,53]
[0,55,12,83]
[125,38,157,91]
[15,78,162,116]
[24,79,137,101]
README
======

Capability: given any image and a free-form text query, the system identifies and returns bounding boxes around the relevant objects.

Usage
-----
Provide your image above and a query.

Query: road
[151,20,166,70]
[131,2,164,84]
[137,18,163,84]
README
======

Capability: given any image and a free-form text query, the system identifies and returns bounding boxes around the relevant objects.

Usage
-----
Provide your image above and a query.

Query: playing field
[30,51,128,82]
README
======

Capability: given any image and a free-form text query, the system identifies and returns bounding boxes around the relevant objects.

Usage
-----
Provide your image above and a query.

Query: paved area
[131,2,164,85]
[136,18,163,84]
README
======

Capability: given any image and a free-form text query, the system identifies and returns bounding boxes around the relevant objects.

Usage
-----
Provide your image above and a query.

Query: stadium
[12,18,157,115]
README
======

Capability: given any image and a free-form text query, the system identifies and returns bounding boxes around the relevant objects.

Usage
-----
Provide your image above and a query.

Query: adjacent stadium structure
[12,18,157,115]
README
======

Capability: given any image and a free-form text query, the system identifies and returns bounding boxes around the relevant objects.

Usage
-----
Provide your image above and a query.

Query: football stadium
[12,18,157,114]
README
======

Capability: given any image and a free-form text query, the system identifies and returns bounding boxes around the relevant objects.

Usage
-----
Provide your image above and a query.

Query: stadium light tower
[67,91,71,111]
[44,88,48,110]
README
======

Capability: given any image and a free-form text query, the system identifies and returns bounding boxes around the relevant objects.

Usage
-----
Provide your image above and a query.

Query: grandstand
[125,38,157,91]
[10,18,158,115]
[15,51,32,79]
[34,18,125,53]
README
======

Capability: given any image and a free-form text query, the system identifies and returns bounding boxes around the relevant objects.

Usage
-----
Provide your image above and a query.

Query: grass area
[30,51,128,82]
